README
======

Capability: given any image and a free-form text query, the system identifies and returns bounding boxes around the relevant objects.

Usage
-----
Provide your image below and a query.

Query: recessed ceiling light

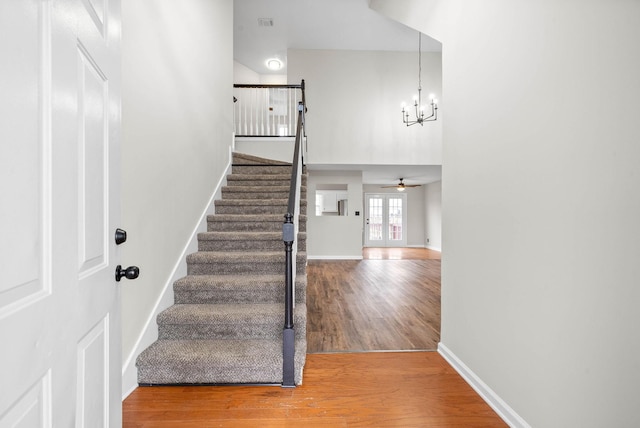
[266,58,283,70]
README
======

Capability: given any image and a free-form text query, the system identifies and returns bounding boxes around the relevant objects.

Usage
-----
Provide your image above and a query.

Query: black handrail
[282,80,305,387]
[233,83,304,89]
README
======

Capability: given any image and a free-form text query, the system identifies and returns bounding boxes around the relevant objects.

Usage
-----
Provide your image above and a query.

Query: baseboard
[426,245,442,252]
[437,343,530,428]
[120,154,233,400]
[307,255,364,260]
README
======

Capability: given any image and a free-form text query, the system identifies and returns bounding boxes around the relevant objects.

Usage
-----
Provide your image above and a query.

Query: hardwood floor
[122,248,505,426]
[363,246,441,260]
[307,247,441,353]
[123,351,507,427]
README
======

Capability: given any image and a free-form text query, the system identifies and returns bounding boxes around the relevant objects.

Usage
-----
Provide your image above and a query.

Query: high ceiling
[234,0,442,75]
[233,0,443,186]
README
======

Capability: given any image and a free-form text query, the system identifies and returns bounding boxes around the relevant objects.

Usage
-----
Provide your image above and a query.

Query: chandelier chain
[418,33,422,94]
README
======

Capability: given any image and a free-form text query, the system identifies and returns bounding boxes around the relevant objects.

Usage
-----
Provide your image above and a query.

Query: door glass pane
[388,197,403,241]
[368,197,383,241]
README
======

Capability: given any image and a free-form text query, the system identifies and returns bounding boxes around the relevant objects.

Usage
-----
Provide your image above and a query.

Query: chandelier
[401,32,438,126]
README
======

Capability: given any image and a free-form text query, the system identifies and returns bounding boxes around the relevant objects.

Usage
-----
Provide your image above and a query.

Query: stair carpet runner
[136,153,307,385]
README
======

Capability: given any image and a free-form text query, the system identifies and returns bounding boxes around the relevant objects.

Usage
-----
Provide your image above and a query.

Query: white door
[364,194,408,247]
[0,0,122,426]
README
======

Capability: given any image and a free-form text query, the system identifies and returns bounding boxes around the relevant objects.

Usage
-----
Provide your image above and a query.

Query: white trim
[426,245,442,252]
[307,255,364,260]
[120,155,232,400]
[438,343,531,428]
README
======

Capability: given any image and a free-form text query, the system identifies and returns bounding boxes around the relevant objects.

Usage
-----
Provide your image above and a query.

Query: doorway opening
[364,193,407,247]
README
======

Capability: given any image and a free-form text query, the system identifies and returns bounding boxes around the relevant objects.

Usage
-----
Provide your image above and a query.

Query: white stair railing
[233,83,304,137]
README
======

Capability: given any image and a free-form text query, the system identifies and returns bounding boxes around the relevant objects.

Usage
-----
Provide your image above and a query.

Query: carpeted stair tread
[197,231,306,252]
[197,231,292,241]
[174,274,307,289]
[156,303,306,340]
[187,250,306,263]
[207,214,291,221]
[231,165,296,175]
[207,214,307,222]
[214,199,307,216]
[215,198,289,206]
[207,214,307,233]
[157,302,306,325]
[187,251,307,275]
[232,152,291,166]
[136,338,306,385]
[173,274,306,304]
[226,175,307,187]
[221,186,306,200]
[223,185,292,192]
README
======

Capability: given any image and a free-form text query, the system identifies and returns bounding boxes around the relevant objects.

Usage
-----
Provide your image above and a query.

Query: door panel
[77,42,108,276]
[366,196,384,244]
[387,196,404,244]
[0,0,121,425]
[0,0,51,318]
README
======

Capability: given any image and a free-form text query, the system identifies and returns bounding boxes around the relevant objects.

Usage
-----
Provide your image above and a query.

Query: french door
[364,194,407,247]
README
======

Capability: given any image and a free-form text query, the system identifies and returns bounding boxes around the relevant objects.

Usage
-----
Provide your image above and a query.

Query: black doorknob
[115,265,139,282]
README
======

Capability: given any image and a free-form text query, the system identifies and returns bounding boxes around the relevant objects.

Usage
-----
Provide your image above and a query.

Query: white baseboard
[437,343,530,428]
[120,155,233,400]
[307,255,364,260]
[426,245,442,252]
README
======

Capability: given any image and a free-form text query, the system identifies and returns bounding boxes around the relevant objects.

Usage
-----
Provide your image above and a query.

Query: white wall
[363,185,425,247]
[234,61,260,84]
[234,61,286,85]
[120,0,233,393]
[424,181,441,251]
[372,1,640,427]
[288,49,442,166]
[307,171,364,259]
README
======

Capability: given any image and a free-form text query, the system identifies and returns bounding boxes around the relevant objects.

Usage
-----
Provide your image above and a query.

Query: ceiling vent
[258,18,274,27]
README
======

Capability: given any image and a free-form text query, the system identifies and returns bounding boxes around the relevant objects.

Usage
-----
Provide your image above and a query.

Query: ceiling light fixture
[381,178,422,192]
[401,32,438,126]
[266,58,283,71]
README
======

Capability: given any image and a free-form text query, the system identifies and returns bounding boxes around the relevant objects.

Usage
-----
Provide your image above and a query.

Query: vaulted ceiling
[234,0,442,75]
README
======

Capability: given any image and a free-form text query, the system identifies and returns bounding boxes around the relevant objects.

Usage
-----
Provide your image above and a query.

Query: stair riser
[207,221,307,232]
[158,321,306,341]
[232,166,293,175]
[136,338,306,385]
[198,239,306,252]
[214,204,307,215]
[188,260,306,276]
[226,180,307,187]
[222,190,307,200]
[174,286,306,305]
[227,174,306,183]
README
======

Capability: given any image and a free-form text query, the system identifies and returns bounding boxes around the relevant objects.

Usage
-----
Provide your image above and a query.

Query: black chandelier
[401,32,438,126]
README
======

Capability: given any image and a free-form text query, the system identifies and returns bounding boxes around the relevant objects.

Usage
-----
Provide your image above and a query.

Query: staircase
[136,153,307,385]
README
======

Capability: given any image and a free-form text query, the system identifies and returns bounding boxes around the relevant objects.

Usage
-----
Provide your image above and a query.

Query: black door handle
[115,265,139,282]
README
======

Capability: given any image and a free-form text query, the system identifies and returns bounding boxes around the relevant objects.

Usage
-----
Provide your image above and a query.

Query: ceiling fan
[381,178,422,192]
